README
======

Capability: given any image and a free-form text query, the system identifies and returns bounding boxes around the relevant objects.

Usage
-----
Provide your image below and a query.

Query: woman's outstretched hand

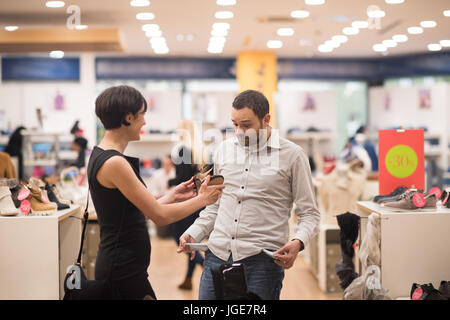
[170,177,197,202]
[197,175,225,206]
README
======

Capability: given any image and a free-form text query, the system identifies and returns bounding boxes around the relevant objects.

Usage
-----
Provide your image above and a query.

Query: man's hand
[170,177,196,202]
[273,239,304,270]
[177,233,196,260]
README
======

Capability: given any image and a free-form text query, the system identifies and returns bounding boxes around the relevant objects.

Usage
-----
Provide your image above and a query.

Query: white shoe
[0,186,19,216]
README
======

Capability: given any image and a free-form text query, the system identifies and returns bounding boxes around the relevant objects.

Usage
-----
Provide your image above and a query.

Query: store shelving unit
[125,133,179,160]
[0,205,81,300]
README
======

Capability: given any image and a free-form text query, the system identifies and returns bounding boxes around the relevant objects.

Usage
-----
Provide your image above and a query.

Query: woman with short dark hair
[88,85,224,299]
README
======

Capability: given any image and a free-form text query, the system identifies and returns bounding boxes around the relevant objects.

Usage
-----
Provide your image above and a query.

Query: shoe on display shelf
[18,185,57,216]
[0,186,20,216]
[45,182,70,210]
[411,283,448,300]
[438,281,450,300]
[0,178,21,208]
[382,189,425,210]
[373,186,409,204]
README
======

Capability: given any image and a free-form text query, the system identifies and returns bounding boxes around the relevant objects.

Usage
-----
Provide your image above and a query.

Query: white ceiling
[0,0,449,57]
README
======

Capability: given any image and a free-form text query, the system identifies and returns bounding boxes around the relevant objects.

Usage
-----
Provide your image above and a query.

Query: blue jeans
[198,250,285,300]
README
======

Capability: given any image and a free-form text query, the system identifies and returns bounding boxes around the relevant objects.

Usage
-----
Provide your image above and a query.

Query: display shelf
[356,201,450,299]
[286,132,333,142]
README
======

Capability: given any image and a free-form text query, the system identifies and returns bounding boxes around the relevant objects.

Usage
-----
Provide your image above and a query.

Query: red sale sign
[378,129,424,195]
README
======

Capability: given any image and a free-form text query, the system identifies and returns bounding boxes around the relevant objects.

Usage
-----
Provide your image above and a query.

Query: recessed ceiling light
[318,44,333,53]
[305,0,325,5]
[385,0,404,4]
[277,28,294,36]
[408,26,423,34]
[428,44,442,51]
[49,50,64,59]
[325,40,340,48]
[142,24,160,32]
[75,25,88,30]
[382,39,397,47]
[392,34,408,42]
[291,10,310,18]
[136,12,155,20]
[367,8,386,18]
[212,22,230,30]
[215,11,234,19]
[211,28,228,37]
[420,20,437,28]
[440,40,450,47]
[443,10,450,17]
[4,26,19,31]
[150,37,166,45]
[332,35,348,43]
[130,0,150,7]
[45,1,65,8]
[209,36,226,46]
[267,40,283,49]
[154,48,169,54]
[352,21,369,29]
[208,46,223,54]
[216,0,236,5]
[343,27,359,35]
[373,44,387,52]
[145,30,162,37]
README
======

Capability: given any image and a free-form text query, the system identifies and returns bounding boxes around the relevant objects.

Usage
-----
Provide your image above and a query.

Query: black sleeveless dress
[87,146,156,300]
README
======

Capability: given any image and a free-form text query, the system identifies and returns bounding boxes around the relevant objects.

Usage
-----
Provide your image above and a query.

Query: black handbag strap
[76,188,90,265]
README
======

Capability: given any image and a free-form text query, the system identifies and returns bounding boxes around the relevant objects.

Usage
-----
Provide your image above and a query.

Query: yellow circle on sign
[385,145,418,178]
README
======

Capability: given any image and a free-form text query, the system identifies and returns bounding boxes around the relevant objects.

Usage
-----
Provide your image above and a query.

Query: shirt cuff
[185,224,206,242]
[292,231,310,250]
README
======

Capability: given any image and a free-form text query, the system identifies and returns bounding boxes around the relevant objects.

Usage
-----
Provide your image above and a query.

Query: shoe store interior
[0,0,450,301]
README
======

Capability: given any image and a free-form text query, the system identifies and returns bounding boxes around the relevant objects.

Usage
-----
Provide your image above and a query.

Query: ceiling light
[277,28,294,36]
[142,24,160,32]
[130,0,150,7]
[443,10,450,17]
[211,28,228,36]
[440,40,450,47]
[352,21,369,29]
[145,30,162,37]
[212,22,230,30]
[305,0,325,5]
[291,10,310,18]
[136,12,155,20]
[373,44,387,52]
[428,44,442,51]
[49,50,64,59]
[154,47,169,54]
[427,44,441,52]
[208,46,223,54]
[267,40,283,49]
[332,35,348,43]
[325,40,340,48]
[367,8,386,18]
[4,26,19,31]
[408,26,423,34]
[392,34,408,42]
[150,37,166,47]
[215,11,234,19]
[209,37,226,46]
[385,0,404,3]
[318,44,333,53]
[420,20,437,28]
[75,25,88,30]
[45,1,65,8]
[216,0,236,5]
[382,39,397,47]
[343,27,359,35]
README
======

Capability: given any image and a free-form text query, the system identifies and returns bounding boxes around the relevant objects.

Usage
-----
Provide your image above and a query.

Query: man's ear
[263,113,271,126]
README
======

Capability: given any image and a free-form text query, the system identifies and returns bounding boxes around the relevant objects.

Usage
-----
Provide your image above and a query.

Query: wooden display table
[356,201,450,299]
[0,206,81,300]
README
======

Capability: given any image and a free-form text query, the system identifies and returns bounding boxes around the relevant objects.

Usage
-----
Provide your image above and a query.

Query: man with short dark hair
[179,90,321,300]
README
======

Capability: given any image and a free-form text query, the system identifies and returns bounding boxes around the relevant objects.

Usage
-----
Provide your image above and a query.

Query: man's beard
[236,120,268,147]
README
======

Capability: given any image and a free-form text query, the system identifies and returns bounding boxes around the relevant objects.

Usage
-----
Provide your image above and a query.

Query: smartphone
[262,249,281,260]
[184,243,209,252]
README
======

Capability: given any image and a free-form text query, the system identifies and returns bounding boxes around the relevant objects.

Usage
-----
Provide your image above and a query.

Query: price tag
[412,288,423,300]
[20,200,31,215]
[18,188,30,201]
[412,193,426,208]
[428,187,441,200]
